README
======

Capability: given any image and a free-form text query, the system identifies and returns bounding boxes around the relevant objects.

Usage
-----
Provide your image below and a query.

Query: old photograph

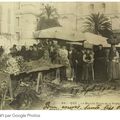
[0,2,120,110]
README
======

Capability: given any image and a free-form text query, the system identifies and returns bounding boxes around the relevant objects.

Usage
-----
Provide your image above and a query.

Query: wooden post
[91,64,95,81]
[36,72,42,93]
[9,75,13,99]
[1,88,8,110]
[2,89,8,107]
[56,68,60,80]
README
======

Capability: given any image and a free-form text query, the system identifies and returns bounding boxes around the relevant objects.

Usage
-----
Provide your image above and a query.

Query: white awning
[34,27,85,42]
[84,32,111,47]
[34,27,110,47]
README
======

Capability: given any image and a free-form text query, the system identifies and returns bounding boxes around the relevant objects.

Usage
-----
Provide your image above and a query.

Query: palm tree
[40,4,59,19]
[37,4,61,30]
[84,13,112,38]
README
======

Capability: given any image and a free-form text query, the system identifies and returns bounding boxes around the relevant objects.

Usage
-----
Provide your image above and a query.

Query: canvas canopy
[84,32,111,47]
[34,27,110,47]
[34,27,85,42]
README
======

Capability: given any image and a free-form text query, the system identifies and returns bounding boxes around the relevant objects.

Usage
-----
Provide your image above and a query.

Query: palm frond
[84,13,112,37]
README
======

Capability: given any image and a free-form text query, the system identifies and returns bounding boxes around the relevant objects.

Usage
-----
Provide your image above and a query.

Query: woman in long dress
[59,46,71,81]
[94,45,107,81]
[108,46,119,81]
[82,49,94,83]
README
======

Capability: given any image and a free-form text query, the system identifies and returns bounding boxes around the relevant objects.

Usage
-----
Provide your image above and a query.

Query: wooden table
[10,64,66,95]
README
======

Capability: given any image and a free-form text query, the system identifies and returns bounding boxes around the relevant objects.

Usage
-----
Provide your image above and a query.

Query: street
[30,80,120,110]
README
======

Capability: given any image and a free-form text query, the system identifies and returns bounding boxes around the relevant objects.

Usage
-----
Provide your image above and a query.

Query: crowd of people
[0,39,119,84]
[67,44,120,83]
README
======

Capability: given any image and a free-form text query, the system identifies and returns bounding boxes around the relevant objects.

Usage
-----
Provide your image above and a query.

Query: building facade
[15,3,41,40]
[54,2,120,32]
[14,2,120,40]
[0,3,16,40]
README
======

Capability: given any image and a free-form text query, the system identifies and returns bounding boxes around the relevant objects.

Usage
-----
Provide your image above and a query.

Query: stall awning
[34,27,85,42]
[34,27,110,47]
[84,32,111,47]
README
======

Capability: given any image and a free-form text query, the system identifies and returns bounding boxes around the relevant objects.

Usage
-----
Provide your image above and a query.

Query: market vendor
[50,44,60,64]
[19,46,28,61]
[68,46,75,81]
[108,46,119,81]
[10,44,18,57]
[32,44,39,60]
[27,46,34,60]
[82,48,94,83]
[59,46,70,81]
[5,53,21,75]
[94,44,107,81]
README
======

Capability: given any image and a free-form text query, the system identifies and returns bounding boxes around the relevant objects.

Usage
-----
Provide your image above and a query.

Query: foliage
[84,13,112,38]
[37,4,61,30]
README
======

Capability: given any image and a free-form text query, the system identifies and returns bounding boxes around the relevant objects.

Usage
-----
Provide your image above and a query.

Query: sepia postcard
[0,2,120,110]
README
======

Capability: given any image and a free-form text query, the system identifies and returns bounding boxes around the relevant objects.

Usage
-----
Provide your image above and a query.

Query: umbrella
[84,32,111,47]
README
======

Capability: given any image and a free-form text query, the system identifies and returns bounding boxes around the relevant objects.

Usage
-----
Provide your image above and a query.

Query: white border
[0,1,119,120]
[0,110,120,120]
[1,0,120,2]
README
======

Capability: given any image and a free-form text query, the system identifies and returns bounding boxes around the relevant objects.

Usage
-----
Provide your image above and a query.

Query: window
[8,9,11,33]
[16,17,20,26]
[89,4,94,13]
[17,3,21,10]
[16,32,20,40]
[101,3,106,12]
[36,18,39,23]
[0,5,2,34]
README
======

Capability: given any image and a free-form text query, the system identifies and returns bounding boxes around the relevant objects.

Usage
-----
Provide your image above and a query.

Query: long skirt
[60,57,72,81]
[108,61,119,80]
[94,59,107,81]
[82,63,93,83]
